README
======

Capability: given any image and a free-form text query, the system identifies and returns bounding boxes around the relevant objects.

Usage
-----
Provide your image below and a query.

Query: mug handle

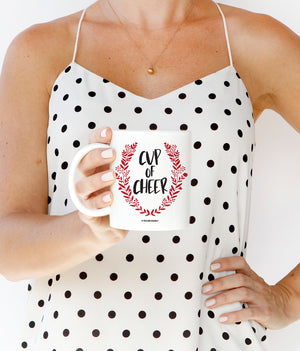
[68,143,112,217]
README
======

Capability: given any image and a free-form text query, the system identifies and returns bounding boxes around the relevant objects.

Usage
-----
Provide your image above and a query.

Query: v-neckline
[70,61,236,102]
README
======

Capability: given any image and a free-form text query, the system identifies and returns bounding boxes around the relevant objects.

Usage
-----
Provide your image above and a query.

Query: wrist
[274,281,300,324]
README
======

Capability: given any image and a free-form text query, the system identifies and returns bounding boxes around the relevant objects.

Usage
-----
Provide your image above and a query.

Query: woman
[0,0,299,350]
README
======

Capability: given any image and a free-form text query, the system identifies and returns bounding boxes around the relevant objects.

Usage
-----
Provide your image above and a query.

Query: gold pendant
[147,68,155,75]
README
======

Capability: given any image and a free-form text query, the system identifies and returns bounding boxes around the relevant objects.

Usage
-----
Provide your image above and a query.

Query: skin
[0,0,299,331]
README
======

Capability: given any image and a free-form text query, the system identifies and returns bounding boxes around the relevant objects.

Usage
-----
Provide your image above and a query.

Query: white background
[0,0,299,350]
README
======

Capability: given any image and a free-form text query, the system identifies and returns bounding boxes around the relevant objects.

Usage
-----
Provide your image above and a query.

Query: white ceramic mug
[68,130,191,231]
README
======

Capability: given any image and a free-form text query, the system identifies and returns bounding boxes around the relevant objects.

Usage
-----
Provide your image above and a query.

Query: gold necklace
[106,0,195,75]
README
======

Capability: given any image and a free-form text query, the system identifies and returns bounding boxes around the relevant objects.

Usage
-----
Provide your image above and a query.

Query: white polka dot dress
[18,2,269,351]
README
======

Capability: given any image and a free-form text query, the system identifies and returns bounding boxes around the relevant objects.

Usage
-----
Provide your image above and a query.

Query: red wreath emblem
[114,142,188,217]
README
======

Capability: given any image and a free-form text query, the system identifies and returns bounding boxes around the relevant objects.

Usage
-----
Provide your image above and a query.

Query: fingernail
[101,128,107,138]
[219,316,228,323]
[102,194,112,203]
[202,284,212,293]
[211,263,221,271]
[101,149,113,159]
[101,171,114,182]
[205,298,216,307]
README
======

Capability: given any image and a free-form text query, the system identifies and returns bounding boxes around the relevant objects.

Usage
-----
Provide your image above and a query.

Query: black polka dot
[210,123,218,131]
[185,291,193,299]
[231,166,237,174]
[217,180,222,187]
[224,81,230,87]
[73,140,80,148]
[224,109,231,115]
[38,300,44,307]
[172,235,180,244]
[65,290,71,298]
[232,247,238,254]
[245,338,252,345]
[199,272,204,280]
[65,66,71,73]
[140,273,148,281]
[202,235,207,243]
[186,254,194,262]
[53,114,58,121]
[238,129,243,138]
[207,160,215,167]
[223,202,229,209]
[204,197,211,205]
[123,330,130,337]
[119,123,127,129]
[53,311,59,319]
[139,311,146,319]
[29,321,35,328]
[63,329,70,337]
[78,310,86,318]
[134,107,143,114]
[194,141,201,149]
[189,216,196,224]
[170,273,178,281]
[21,342,28,349]
[104,106,112,113]
[229,225,235,233]
[155,292,163,300]
[142,235,150,243]
[149,123,157,130]
[183,330,191,338]
[208,310,215,318]
[209,93,216,99]
[208,274,215,281]
[76,78,82,84]
[180,124,188,130]
[108,310,116,318]
[195,79,202,85]
[178,93,186,99]
[88,91,96,97]
[74,105,82,112]
[195,107,203,114]
[79,272,87,280]
[261,335,267,341]
[243,154,248,162]
[222,332,230,340]
[169,311,177,319]
[63,94,69,101]
[164,107,173,114]
[53,85,58,92]
[126,254,134,262]
[236,72,241,79]
[153,330,161,338]
[236,98,242,105]
[118,91,126,98]
[156,255,165,263]
[94,291,102,299]
[215,237,220,245]
[110,273,118,281]
[191,178,198,186]
[124,291,132,299]
[95,253,104,261]
[223,143,230,151]
[92,329,100,337]
[88,122,96,129]
[43,331,48,339]
[61,125,67,133]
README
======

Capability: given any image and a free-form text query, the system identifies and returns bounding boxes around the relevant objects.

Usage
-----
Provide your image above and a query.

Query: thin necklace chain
[105,0,195,74]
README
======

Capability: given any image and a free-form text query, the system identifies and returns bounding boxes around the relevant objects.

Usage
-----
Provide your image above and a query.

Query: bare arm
[0,24,126,281]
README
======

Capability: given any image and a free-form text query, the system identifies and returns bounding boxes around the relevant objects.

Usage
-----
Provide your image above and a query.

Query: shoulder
[2,10,83,94]
[218,3,300,125]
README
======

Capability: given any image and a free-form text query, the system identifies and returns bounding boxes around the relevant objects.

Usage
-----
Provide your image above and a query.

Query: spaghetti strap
[72,8,87,63]
[213,2,233,67]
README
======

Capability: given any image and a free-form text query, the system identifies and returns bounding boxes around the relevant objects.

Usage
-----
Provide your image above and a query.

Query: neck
[100,0,201,30]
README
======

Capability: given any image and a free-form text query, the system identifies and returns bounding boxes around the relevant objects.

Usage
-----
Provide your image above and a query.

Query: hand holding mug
[74,127,128,245]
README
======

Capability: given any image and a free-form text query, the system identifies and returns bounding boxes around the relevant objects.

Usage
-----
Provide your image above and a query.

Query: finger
[82,190,113,210]
[78,148,116,177]
[218,306,268,328]
[75,170,116,199]
[210,256,255,277]
[204,286,259,309]
[88,127,112,144]
[202,273,255,295]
